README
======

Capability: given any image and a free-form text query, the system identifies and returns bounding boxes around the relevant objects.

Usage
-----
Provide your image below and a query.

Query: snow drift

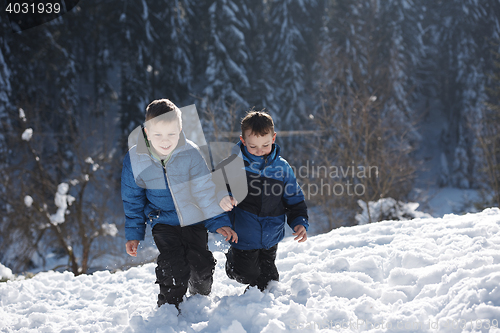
[1,208,500,332]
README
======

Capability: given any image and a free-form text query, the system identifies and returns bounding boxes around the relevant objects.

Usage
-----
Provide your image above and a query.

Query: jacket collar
[236,140,280,166]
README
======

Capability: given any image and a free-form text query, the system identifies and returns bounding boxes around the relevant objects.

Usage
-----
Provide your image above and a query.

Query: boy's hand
[219,195,238,212]
[126,240,140,257]
[293,225,307,243]
[216,226,238,243]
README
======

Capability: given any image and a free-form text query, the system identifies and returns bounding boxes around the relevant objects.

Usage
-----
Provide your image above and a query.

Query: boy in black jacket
[216,111,308,291]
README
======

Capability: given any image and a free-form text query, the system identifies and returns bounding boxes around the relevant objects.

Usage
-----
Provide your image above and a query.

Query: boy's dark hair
[241,110,274,138]
[145,99,182,128]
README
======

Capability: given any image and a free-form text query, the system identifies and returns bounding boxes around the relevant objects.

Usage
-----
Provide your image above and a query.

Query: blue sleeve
[203,212,232,233]
[188,150,232,233]
[121,152,147,241]
[282,160,309,231]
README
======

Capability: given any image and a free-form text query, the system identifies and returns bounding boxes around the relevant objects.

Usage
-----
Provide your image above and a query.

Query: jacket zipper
[261,155,269,247]
[162,158,185,227]
[137,130,185,227]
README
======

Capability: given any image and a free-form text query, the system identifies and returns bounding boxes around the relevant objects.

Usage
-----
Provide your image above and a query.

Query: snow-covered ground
[2,208,500,332]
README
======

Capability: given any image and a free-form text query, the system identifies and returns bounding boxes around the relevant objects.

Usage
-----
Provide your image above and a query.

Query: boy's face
[240,130,276,157]
[144,120,181,158]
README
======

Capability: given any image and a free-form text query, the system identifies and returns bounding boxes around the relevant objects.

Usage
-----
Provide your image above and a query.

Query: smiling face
[144,120,181,158]
[240,130,276,157]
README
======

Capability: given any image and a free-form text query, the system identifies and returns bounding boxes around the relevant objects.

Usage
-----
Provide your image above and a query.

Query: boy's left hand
[293,225,307,243]
[216,226,238,243]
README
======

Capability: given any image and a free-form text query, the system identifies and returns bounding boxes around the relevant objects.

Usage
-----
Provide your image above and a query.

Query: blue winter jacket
[121,127,231,241]
[214,141,309,250]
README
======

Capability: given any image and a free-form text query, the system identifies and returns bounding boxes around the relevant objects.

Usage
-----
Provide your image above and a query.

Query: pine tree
[117,0,152,149]
[203,0,251,111]
[0,1,123,273]
[311,0,425,227]
[422,0,500,188]
[0,15,12,159]
[0,14,13,269]
[268,0,323,129]
[115,0,196,146]
[4,5,81,179]
[148,0,194,102]
[67,1,121,118]
[320,0,423,126]
[245,0,279,115]
[478,47,500,207]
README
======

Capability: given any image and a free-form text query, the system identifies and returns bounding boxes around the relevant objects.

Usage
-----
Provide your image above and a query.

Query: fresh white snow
[2,208,500,332]
[23,196,33,208]
[0,263,13,281]
[21,128,33,142]
[48,183,75,225]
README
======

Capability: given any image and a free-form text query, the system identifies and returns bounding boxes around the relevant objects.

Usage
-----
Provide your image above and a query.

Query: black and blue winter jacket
[121,128,231,241]
[214,141,309,250]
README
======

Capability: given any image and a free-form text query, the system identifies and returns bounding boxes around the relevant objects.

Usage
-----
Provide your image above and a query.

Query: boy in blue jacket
[216,111,308,291]
[121,99,237,308]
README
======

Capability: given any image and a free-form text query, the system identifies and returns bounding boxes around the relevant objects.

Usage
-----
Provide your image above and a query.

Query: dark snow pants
[152,223,216,307]
[225,245,279,291]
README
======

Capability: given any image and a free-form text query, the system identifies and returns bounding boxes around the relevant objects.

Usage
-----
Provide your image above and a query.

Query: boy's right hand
[219,195,238,212]
[126,240,140,257]
[216,226,238,243]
